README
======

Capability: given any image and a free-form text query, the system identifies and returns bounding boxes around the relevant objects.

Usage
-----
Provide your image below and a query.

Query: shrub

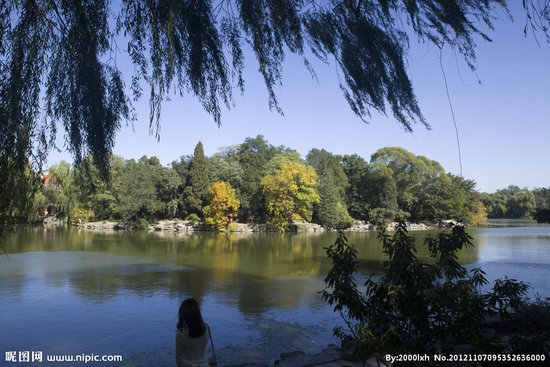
[322,222,531,363]
[133,218,149,231]
[367,208,395,226]
[72,207,95,224]
[186,213,201,223]
[334,202,354,229]
[503,297,550,356]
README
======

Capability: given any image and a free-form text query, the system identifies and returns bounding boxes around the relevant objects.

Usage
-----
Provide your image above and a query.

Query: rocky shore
[271,345,384,367]
[223,344,384,367]
[346,219,457,232]
[69,219,326,233]
[66,218,457,233]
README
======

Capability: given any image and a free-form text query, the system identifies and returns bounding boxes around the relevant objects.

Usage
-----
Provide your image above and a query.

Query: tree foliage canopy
[261,157,319,230]
[115,156,174,221]
[183,141,210,217]
[203,181,240,231]
[27,140,491,228]
[45,160,79,222]
[481,185,538,219]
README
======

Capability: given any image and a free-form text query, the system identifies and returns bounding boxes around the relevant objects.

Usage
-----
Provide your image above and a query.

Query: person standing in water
[176,298,213,367]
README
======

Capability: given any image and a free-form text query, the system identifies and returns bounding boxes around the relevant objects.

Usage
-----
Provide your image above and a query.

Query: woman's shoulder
[176,323,209,338]
[176,326,189,336]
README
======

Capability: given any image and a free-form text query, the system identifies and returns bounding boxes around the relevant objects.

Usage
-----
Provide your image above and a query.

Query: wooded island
[31,136,550,231]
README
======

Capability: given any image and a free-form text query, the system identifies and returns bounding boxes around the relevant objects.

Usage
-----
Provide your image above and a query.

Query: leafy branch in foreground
[322,223,536,364]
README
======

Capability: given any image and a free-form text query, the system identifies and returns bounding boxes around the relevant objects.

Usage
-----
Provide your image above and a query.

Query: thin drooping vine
[439,46,463,177]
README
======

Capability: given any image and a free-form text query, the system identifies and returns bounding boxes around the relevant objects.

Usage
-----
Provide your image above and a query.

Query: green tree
[533,187,550,223]
[441,175,487,224]
[236,136,279,222]
[261,158,320,231]
[370,147,419,216]
[483,186,537,219]
[306,149,354,228]
[115,156,168,221]
[203,181,240,231]
[306,148,349,199]
[481,192,508,218]
[533,187,550,210]
[71,155,125,219]
[507,191,537,219]
[313,173,353,229]
[0,161,44,225]
[90,192,118,220]
[88,155,126,220]
[208,146,244,196]
[183,142,211,217]
[370,147,454,221]
[45,161,79,224]
[363,164,400,224]
[534,208,550,223]
[171,155,192,218]
[341,154,369,220]
[157,168,182,219]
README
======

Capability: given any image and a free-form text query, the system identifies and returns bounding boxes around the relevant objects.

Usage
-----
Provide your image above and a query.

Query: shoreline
[44,217,458,234]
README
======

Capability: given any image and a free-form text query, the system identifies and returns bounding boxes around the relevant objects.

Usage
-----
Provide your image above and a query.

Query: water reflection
[1,226,482,298]
[2,223,549,366]
[3,226,481,265]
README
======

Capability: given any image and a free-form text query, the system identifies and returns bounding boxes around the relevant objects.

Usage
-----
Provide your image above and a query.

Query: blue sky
[47,2,550,193]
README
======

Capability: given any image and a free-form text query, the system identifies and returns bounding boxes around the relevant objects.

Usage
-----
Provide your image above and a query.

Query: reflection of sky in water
[470,221,550,298]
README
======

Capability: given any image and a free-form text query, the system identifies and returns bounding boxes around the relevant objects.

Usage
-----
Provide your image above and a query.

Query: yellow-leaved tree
[203,181,240,231]
[261,158,320,231]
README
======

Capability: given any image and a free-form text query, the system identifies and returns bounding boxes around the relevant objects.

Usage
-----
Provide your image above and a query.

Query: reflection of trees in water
[68,265,211,302]
[0,272,26,298]
[347,230,479,266]
[411,230,480,264]
[235,277,273,315]
[4,227,480,314]
[65,260,310,315]
[4,225,111,252]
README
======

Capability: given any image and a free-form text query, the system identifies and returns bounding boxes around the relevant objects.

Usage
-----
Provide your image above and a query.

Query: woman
[176,298,212,367]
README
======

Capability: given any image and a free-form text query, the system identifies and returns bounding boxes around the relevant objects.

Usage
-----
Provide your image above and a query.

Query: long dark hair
[177,298,206,338]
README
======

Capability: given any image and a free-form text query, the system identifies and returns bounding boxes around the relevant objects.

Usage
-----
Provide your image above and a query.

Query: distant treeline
[480,186,550,222]
[36,136,538,230]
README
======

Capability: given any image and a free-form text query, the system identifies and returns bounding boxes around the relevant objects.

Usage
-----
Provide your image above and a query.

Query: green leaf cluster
[183,142,210,217]
[322,224,532,361]
[481,185,539,219]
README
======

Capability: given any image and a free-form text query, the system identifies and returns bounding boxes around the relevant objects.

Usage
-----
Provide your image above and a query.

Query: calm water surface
[1,220,549,366]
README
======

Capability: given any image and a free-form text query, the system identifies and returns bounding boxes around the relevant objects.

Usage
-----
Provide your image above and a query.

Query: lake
[1,220,549,366]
